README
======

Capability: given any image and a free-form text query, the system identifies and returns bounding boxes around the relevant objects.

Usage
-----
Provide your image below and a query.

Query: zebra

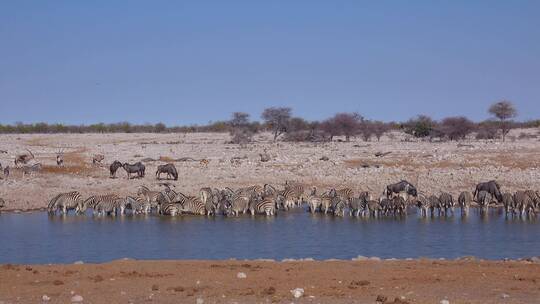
[365,200,381,217]
[501,192,515,217]
[48,191,84,215]
[284,181,306,206]
[336,188,354,204]
[476,190,493,214]
[137,186,163,204]
[514,191,534,217]
[458,191,474,215]
[200,187,222,215]
[249,197,276,216]
[415,194,431,217]
[178,196,206,215]
[307,186,322,213]
[349,192,369,217]
[94,198,121,216]
[161,201,180,216]
[439,192,454,215]
[332,199,346,217]
[21,163,42,176]
[428,195,442,216]
[224,193,250,216]
[319,189,337,214]
[81,194,119,215]
[122,196,151,214]
[524,190,540,209]
[263,184,277,196]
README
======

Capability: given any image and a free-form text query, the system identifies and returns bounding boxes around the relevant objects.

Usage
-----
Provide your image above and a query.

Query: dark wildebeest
[110,160,123,178]
[474,180,502,203]
[123,162,145,179]
[385,180,417,199]
[156,163,178,180]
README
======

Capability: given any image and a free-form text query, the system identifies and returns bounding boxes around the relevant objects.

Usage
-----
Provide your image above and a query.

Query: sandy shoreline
[1,259,539,303]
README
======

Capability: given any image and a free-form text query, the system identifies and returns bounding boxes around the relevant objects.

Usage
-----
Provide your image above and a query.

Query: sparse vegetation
[488,100,517,142]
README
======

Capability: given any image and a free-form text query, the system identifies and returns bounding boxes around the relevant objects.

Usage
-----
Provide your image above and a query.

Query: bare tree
[369,121,389,141]
[230,112,250,128]
[332,112,363,142]
[261,107,292,141]
[438,116,475,141]
[488,100,517,142]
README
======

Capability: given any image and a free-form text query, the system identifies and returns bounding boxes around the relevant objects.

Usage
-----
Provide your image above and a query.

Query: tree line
[0,101,538,143]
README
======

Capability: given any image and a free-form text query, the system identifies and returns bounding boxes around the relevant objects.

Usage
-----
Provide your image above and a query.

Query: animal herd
[46,179,540,219]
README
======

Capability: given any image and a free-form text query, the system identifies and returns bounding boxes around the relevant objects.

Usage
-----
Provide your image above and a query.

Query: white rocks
[290,288,304,298]
[73,261,84,265]
[236,272,247,279]
[501,293,510,299]
[369,257,381,261]
[71,295,84,303]
[196,298,204,304]
[42,295,51,301]
[440,300,450,304]
[352,255,368,261]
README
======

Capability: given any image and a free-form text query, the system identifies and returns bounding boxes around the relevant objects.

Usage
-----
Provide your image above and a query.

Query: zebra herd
[46,180,540,219]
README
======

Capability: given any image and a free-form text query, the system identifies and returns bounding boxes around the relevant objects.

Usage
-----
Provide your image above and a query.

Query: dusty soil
[1,259,539,304]
[1,130,540,210]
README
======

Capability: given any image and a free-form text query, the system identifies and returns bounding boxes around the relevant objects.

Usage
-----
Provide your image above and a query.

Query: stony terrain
[0,129,539,211]
[1,259,540,304]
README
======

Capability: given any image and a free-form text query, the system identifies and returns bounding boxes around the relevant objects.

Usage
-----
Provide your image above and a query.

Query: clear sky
[1,1,539,125]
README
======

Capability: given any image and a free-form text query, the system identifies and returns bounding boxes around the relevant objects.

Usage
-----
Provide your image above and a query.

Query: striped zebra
[284,181,305,206]
[122,196,151,214]
[179,196,206,215]
[82,194,119,215]
[307,187,322,214]
[236,185,264,197]
[200,187,221,215]
[336,188,354,203]
[249,197,276,216]
[319,189,337,214]
[48,191,84,215]
[160,201,180,216]
[224,193,250,216]
[458,191,474,215]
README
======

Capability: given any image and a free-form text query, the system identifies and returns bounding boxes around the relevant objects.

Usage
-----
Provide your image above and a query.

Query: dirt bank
[1,259,539,303]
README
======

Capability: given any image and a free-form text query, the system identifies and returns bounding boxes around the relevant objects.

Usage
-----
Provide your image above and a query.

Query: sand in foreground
[1,259,539,304]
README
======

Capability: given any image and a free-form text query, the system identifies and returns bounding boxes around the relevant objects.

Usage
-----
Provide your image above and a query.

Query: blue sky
[1,1,539,125]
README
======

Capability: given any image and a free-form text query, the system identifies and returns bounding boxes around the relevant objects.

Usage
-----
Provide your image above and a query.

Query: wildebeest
[385,180,417,199]
[14,149,34,166]
[156,163,178,180]
[123,162,145,179]
[110,160,123,178]
[474,180,502,203]
[439,192,454,215]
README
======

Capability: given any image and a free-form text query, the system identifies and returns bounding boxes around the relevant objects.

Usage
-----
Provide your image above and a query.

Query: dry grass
[159,156,174,162]
[40,148,100,176]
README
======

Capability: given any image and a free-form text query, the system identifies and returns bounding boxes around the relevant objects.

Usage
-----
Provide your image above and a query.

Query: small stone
[440,300,450,304]
[196,298,204,304]
[42,295,51,301]
[501,293,510,299]
[236,272,247,279]
[73,261,84,265]
[353,255,368,261]
[71,295,83,303]
[290,288,304,298]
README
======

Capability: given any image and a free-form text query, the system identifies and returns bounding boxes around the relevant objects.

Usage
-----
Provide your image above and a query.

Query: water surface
[0,209,538,264]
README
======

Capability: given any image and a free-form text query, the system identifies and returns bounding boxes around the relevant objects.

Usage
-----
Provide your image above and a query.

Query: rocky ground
[0,129,539,211]
[1,259,540,304]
